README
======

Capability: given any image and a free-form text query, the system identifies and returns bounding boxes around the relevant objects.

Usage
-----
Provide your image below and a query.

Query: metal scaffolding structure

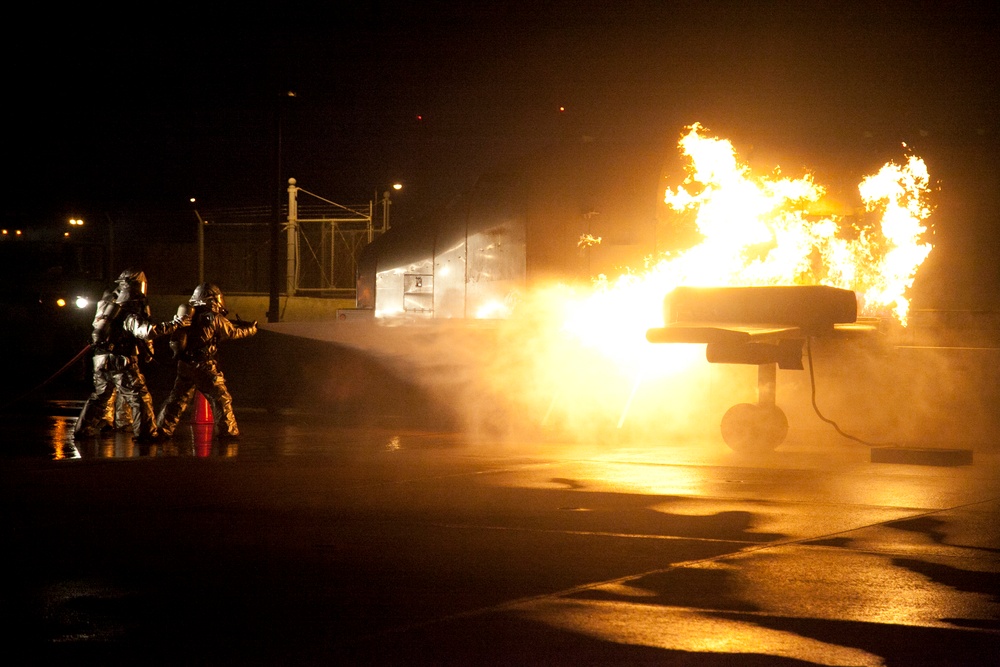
[284,179,391,295]
[71,181,395,302]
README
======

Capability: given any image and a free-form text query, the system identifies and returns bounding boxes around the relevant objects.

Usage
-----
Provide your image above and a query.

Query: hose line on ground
[0,344,93,413]
[806,336,879,446]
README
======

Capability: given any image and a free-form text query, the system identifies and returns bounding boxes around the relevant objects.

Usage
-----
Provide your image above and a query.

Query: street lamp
[70,215,117,278]
[67,218,84,238]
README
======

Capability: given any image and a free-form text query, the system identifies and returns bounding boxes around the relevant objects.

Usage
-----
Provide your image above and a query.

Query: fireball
[490,123,935,440]
[564,123,934,356]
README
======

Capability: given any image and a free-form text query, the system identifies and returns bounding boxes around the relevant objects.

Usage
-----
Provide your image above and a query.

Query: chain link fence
[102,200,384,298]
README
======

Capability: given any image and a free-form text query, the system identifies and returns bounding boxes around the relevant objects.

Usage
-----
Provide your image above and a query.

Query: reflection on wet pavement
[38,417,236,460]
[2,398,999,665]
[4,407,470,461]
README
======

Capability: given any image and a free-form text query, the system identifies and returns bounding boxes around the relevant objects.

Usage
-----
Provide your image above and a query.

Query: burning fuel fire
[562,123,934,351]
[488,123,935,440]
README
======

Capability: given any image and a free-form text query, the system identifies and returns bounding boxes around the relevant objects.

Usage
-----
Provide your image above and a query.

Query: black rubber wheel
[720,403,789,453]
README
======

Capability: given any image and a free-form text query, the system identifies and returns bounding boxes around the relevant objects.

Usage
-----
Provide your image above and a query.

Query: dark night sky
[5,1,998,306]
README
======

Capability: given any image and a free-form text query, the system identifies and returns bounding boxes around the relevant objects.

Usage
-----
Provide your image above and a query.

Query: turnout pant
[156,359,240,438]
[75,353,158,439]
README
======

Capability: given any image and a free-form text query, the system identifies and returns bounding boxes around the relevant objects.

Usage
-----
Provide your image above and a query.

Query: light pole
[376,182,402,234]
[67,216,116,283]
[268,89,297,324]
[67,218,84,242]
[191,199,206,284]
[286,178,298,295]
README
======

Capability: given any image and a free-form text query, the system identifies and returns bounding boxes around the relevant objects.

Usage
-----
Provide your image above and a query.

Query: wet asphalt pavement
[2,402,999,666]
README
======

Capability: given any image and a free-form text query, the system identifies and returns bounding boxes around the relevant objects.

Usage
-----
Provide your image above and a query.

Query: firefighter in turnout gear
[156,283,257,440]
[74,269,188,442]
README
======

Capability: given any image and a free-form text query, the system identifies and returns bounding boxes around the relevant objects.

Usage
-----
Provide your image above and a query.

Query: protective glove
[172,303,193,327]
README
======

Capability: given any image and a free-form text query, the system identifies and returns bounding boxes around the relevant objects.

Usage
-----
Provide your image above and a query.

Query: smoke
[329,284,767,451]
[777,325,999,452]
[349,305,999,456]
[261,303,998,458]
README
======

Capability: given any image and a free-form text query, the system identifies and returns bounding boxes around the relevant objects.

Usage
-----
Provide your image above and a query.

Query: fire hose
[0,343,93,413]
[0,314,250,414]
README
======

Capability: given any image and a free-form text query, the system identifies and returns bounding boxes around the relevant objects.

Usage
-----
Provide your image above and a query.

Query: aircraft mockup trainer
[646,285,878,453]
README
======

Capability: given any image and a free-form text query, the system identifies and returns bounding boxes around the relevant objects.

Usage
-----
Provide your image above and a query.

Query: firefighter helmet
[190,282,227,314]
[115,268,148,304]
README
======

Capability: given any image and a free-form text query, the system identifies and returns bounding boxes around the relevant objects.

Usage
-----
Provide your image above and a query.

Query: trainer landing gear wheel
[720,403,789,454]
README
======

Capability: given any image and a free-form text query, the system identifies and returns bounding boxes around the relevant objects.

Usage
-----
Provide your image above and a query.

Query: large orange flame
[489,124,935,439]
[563,123,934,351]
